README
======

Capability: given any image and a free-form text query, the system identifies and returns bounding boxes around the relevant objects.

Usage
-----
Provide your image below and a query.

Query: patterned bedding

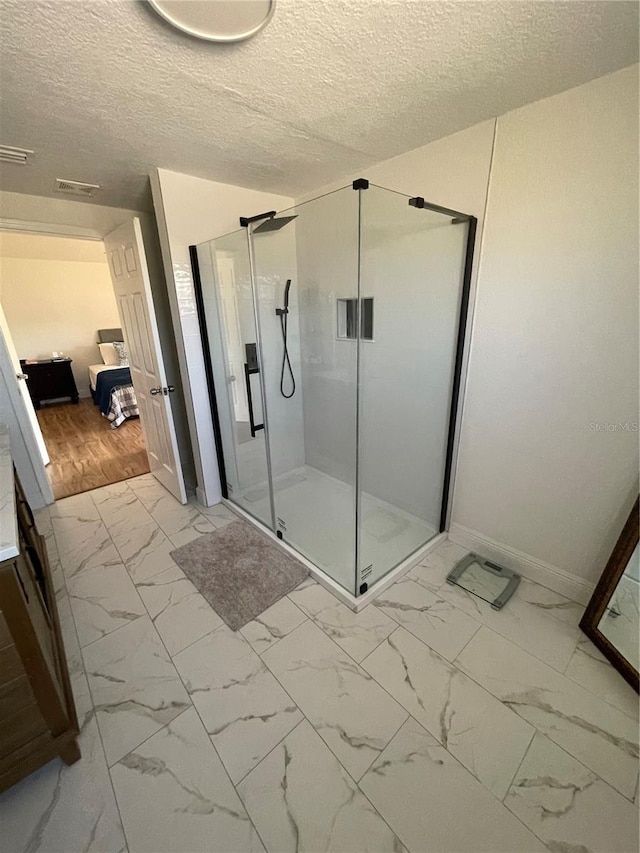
[107,385,139,429]
[93,367,139,429]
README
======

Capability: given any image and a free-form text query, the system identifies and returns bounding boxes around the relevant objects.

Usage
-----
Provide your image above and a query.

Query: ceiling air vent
[0,145,34,165]
[55,178,100,197]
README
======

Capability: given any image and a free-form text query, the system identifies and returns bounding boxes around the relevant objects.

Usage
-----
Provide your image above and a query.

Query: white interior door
[104,218,186,503]
[0,305,49,466]
[0,310,53,506]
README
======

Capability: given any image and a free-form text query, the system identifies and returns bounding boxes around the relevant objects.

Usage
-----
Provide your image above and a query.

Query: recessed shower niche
[191,180,476,602]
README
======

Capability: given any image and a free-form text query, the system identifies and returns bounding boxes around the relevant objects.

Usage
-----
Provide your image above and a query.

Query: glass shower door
[195,182,473,600]
[357,185,470,589]
[195,229,273,529]
[250,188,360,595]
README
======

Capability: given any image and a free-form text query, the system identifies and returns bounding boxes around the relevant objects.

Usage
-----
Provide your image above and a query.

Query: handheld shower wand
[276,279,295,398]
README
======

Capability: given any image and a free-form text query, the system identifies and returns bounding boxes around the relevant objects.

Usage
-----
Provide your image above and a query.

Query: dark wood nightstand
[20,358,79,409]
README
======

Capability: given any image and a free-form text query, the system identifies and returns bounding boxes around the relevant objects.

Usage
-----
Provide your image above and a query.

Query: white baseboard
[448,522,595,605]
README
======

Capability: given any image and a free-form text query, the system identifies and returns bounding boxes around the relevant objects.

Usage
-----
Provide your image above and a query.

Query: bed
[89,329,140,428]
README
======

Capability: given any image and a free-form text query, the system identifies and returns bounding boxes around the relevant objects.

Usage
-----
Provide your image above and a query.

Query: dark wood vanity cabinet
[0,471,79,792]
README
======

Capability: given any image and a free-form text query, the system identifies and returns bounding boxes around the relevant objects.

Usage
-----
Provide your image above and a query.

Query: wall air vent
[55,178,100,197]
[0,145,34,165]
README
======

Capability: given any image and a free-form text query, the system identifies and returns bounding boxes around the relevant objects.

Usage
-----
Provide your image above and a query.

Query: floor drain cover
[446,553,520,610]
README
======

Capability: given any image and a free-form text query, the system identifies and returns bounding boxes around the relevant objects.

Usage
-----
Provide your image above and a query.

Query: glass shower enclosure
[191,181,476,600]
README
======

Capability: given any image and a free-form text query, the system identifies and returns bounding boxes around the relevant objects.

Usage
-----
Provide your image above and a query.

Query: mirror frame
[580,497,639,693]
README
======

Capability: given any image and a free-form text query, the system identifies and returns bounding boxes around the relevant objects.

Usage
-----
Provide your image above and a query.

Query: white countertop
[0,424,19,562]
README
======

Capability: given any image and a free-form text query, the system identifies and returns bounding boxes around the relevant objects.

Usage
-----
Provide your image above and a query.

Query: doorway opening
[0,231,150,499]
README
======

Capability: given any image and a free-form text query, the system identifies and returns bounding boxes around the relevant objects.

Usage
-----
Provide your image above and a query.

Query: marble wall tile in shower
[56,519,121,580]
[238,720,404,853]
[360,719,547,853]
[240,596,307,655]
[111,521,177,583]
[173,626,302,783]
[288,581,396,662]
[135,564,223,656]
[456,626,639,798]
[66,561,145,647]
[262,619,407,781]
[361,626,534,799]
[438,576,583,672]
[564,636,639,719]
[0,711,126,853]
[504,732,639,853]
[111,707,265,853]
[83,614,191,766]
[374,576,480,661]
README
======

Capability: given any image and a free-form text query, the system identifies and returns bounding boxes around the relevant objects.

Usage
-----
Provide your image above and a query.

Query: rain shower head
[253,214,298,233]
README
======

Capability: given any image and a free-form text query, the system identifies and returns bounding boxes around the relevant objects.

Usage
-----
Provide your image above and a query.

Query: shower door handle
[244,362,264,438]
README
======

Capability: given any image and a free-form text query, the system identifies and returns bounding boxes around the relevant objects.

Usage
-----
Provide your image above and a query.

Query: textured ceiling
[0,0,637,210]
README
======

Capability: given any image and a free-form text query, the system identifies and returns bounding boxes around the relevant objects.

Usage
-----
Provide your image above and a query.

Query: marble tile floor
[0,475,638,853]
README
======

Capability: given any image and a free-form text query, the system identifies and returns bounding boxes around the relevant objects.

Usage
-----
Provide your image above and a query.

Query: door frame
[189,245,229,501]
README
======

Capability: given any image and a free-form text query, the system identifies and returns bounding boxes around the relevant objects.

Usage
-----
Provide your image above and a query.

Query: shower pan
[190,180,476,605]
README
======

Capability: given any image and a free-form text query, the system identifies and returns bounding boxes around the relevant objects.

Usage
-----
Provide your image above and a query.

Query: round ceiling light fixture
[147,0,275,43]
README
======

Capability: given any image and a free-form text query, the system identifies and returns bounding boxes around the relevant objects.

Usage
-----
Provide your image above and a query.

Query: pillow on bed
[112,341,129,367]
[98,343,120,365]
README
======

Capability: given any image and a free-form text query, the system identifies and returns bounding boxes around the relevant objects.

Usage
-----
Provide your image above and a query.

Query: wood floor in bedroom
[37,398,150,499]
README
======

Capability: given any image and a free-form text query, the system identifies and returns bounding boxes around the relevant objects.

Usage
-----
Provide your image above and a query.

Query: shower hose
[279,308,296,398]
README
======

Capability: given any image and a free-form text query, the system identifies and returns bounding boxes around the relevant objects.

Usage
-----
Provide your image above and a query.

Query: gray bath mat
[169,519,309,631]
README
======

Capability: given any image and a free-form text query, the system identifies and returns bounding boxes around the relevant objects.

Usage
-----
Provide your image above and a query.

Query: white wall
[150,168,293,505]
[0,189,195,493]
[0,233,119,396]
[451,65,639,601]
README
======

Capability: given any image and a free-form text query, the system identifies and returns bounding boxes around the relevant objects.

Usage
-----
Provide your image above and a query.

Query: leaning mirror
[580,498,639,692]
